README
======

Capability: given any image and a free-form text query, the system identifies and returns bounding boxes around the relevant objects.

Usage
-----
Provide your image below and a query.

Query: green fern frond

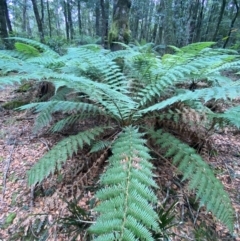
[149,129,234,231]
[89,126,159,240]
[60,46,128,89]
[209,105,240,129]
[141,86,240,113]
[15,42,40,57]
[33,108,53,133]
[18,100,107,133]
[18,100,105,115]
[8,37,59,57]
[27,127,106,186]
[90,140,112,153]
[50,113,93,133]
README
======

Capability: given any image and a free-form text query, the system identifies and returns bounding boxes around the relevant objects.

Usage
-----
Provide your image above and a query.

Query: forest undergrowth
[0,83,240,241]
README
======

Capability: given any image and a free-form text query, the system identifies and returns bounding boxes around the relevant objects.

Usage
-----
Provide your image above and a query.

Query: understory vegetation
[0,38,240,240]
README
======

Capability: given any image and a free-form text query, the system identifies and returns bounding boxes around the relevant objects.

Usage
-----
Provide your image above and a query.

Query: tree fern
[141,86,240,113]
[27,126,107,186]
[0,38,239,236]
[149,129,234,232]
[209,105,240,129]
[89,126,159,240]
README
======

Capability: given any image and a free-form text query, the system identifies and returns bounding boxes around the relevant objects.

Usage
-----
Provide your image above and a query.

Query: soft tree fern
[89,127,159,240]
[0,38,239,238]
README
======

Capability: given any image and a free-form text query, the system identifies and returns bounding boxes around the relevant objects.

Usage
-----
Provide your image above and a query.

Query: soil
[0,85,240,241]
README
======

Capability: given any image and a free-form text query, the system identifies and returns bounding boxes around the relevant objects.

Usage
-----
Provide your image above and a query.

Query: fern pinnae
[89,126,159,240]
[141,86,240,114]
[149,129,234,231]
[27,127,106,186]
[8,37,60,58]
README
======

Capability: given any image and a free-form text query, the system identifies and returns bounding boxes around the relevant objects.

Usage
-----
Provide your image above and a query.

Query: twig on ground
[39,138,50,151]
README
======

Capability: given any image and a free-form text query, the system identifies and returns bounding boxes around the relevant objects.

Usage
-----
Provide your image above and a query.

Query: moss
[16,82,33,92]
[123,29,131,44]
[3,213,17,229]
[2,100,28,110]
[108,22,119,44]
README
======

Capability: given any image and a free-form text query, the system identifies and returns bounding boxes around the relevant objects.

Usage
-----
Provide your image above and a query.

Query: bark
[67,0,74,40]
[0,0,12,49]
[31,0,45,42]
[223,0,239,48]
[203,2,215,41]
[95,0,101,36]
[110,0,132,51]
[62,0,69,41]
[100,0,109,48]
[212,0,226,41]
[193,0,205,42]
[47,0,52,37]
[77,0,82,35]
[4,0,13,33]
[22,0,27,33]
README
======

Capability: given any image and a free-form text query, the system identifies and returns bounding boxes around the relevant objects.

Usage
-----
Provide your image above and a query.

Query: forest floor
[0,84,240,241]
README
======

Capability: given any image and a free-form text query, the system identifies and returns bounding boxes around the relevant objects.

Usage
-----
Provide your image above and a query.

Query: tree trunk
[212,0,226,41]
[95,0,101,36]
[193,0,205,42]
[22,0,27,33]
[46,0,52,37]
[77,0,82,35]
[0,0,12,49]
[67,0,74,40]
[100,0,109,48]
[110,0,132,51]
[223,0,239,48]
[31,0,45,42]
[4,0,13,34]
[62,0,69,41]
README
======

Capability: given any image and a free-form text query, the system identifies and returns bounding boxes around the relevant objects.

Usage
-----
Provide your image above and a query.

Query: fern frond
[141,86,240,113]
[89,126,159,240]
[209,105,240,129]
[18,100,105,115]
[27,127,106,185]
[50,113,92,133]
[8,37,59,57]
[149,129,234,231]
[15,42,40,57]
[90,140,112,153]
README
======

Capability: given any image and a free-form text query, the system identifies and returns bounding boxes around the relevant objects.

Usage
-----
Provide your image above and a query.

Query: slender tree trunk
[110,0,132,51]
[202,2,215,41]
[193,0,205,42]
[188,0,200,43]
[67,0,74,40]
[212,0,226,41]
[22,0,27,33]
[55,0,61,36]
[77,0,82,35]
[62,0,69,41]
[152,3,160,43]
[4,0,12,34]
[100,0,109,48]
[0,0,12,49]
[155,0,165,46]
[46,0,52,37]
[95,0,101,36]
[223,0,239,48]
[146,1,154,42]
[31,0,45,42]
